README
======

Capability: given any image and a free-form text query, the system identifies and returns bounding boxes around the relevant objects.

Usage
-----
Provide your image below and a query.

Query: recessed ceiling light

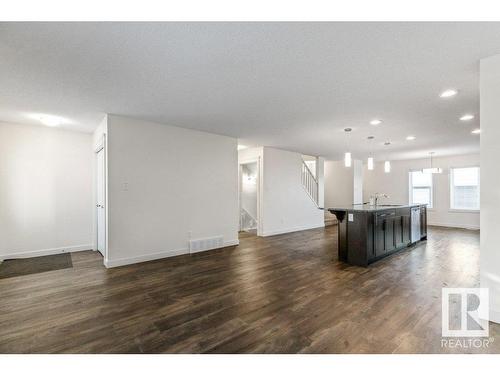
[384,141,391,146]
[471,128,481,134]
[370,119,382,126]
[406,136,416,141]
[39,116,62,127]
[440,89,458,98]
[460,114,475,121]
[28,113,67,127]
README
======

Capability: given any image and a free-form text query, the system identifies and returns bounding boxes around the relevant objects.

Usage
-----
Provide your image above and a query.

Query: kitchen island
[328,204,427,266]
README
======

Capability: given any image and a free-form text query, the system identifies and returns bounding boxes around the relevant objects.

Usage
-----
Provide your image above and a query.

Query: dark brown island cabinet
[327,204,427,266]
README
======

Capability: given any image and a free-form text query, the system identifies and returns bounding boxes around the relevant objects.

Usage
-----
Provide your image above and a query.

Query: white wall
[0,122,93,259]
[480,54,500,323]
[260,147,324,236]
[363,154,480,229]
[104,115,239,267]
[324,159,363,207]
[239,147,264,164]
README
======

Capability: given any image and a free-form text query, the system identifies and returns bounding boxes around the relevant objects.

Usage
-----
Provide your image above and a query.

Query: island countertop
[325,203,424,212]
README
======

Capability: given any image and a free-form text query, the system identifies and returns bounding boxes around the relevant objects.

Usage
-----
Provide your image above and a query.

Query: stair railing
[301,160,319,206]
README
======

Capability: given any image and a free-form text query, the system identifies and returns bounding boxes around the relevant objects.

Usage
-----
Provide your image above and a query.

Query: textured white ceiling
[1,22,497,160]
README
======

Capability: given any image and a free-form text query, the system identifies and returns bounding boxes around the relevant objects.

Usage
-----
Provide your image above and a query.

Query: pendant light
[422,152,442,174]
[368,157,374,170]
[344,152,352,167]
[384,161,391,173]
[367,136,375,170]
[383,141,391,173]
[344,128,352,167]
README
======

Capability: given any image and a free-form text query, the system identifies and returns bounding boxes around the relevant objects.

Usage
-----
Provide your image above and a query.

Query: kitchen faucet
[371,193,389,206]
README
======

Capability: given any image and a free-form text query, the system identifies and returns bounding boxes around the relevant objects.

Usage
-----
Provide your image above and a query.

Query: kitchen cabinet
[374,209,409,257]
[374,213,386,257]
[384,215,396,252]
[394,215,404,249]
[402,215,411,244]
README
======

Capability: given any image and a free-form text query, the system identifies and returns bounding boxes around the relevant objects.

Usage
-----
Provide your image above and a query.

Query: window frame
[408,169,433,209]
[449,166,480,212]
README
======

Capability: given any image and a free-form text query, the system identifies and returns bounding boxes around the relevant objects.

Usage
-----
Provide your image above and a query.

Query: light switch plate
[348,213,354,222]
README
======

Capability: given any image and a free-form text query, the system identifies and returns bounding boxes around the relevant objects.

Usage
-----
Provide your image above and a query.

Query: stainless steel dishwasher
[411,206,421,243]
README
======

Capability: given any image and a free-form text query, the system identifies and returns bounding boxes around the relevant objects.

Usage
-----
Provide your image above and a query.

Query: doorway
[239,161,259,235]
[95,140,106,258]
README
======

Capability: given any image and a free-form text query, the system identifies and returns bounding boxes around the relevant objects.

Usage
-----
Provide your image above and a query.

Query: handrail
[302,161,318,183]
[240,207,257,223]
[301,160,319,206]
[240,207,257,230]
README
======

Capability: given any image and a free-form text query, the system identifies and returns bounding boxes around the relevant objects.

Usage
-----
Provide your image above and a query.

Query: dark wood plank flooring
[1,225,497,353]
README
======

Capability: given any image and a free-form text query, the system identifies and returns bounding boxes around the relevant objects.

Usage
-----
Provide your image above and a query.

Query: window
[409,170,433,208]
[450,167,480,210]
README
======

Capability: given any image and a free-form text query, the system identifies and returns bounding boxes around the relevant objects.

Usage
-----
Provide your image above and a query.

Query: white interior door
[96,148,106,256]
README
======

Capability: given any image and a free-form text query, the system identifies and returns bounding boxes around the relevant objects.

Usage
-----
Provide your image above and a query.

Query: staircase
[324,210,338,226]
[301,159,319,206]
[240,207,257,231]
[302,158,335,226]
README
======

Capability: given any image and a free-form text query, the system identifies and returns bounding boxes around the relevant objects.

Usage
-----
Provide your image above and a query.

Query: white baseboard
[261,223,325,237]
[222,239,240,247]
[490,309,500,324]
[104,239,239,268]
[104,247,188,268]
[0,244,93,261]
[428,222,480,230]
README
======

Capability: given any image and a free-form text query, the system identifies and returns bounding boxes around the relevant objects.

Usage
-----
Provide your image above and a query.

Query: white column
[317,157,325,208]
[353,159,364,204]
[480,54,500,323]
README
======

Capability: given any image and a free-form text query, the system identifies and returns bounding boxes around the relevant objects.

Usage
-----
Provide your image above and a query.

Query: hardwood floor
[0,225,497,353]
